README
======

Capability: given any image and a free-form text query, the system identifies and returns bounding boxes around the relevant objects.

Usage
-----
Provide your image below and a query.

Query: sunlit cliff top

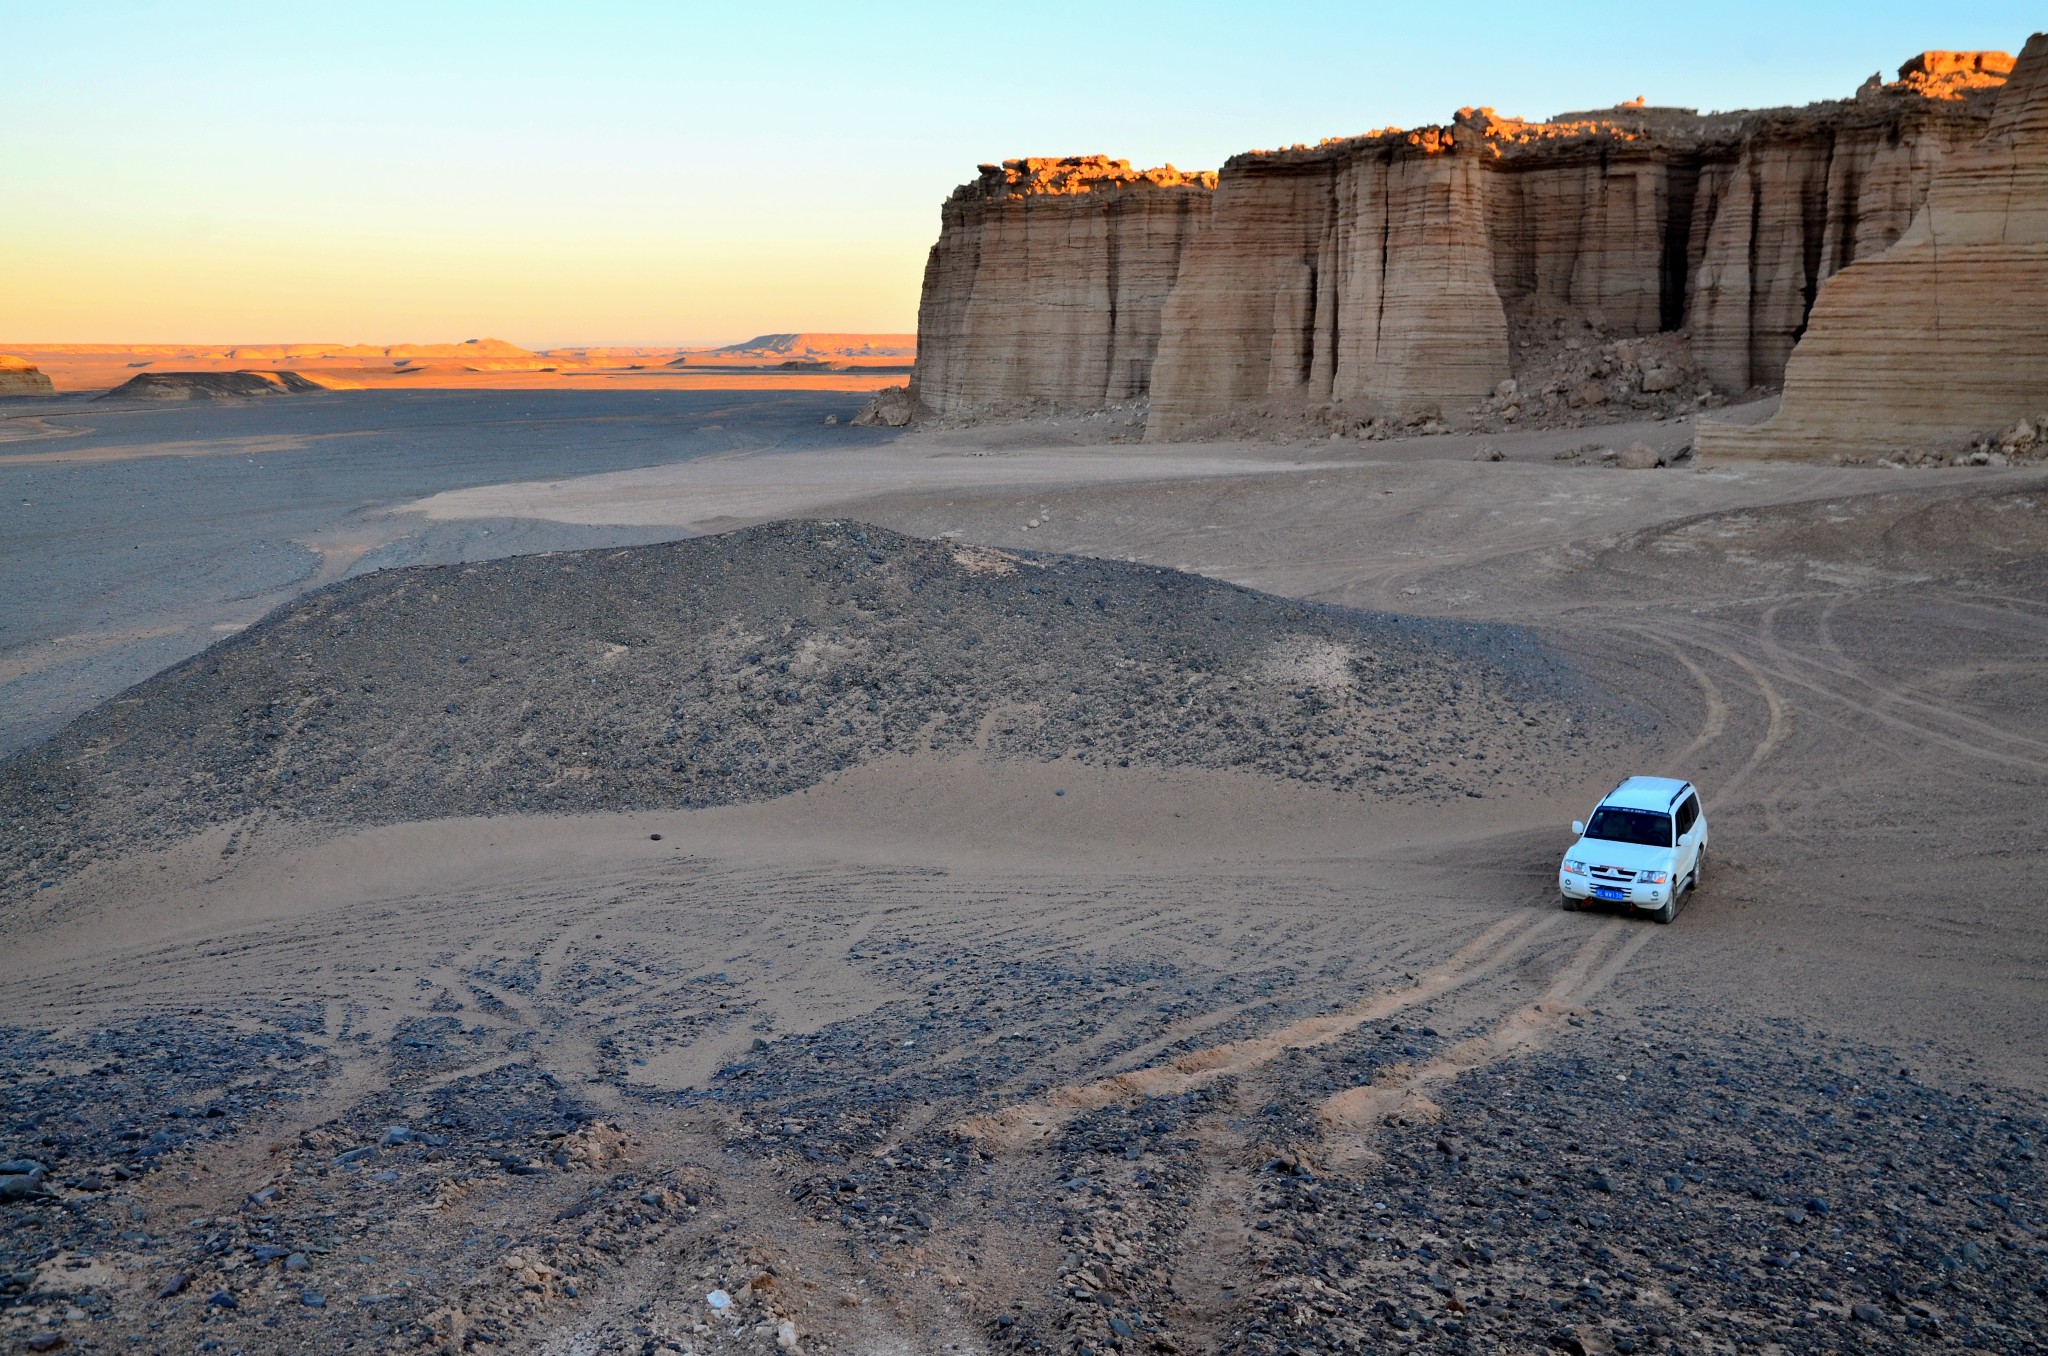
[1223,50,2014,169]
[958,156,1217,201]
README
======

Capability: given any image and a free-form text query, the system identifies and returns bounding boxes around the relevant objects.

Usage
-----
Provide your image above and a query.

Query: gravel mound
[99,370,324,400]
[0,520,1612,897]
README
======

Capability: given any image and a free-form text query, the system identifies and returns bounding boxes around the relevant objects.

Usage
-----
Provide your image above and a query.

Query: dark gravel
[0,519,1613,899]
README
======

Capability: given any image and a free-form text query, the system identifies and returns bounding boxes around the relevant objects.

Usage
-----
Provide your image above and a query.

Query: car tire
[1648,897,1676,924]
[1560,893,1580,912]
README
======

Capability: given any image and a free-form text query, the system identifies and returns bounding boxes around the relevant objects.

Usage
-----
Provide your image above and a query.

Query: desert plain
[1,377,2045,1356]
[5,24,2048,1356]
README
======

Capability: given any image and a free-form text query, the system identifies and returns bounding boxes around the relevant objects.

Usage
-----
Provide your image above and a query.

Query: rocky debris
[848,385,914,427]
[0,520,1613,900]
[1702,33,2048,460]
[1179,1020,2048,1355]
[100,370,325,400]
[1836,413,2048,468]
[908,46,2020,439]
[0,355,55,397]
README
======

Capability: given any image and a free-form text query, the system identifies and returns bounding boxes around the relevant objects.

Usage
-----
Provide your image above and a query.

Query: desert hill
[0,355,54,396]
[0,520,1610,900]
[100,370,328,400]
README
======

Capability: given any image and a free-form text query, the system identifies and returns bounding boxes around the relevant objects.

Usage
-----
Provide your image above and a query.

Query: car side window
[1675,795,1698,836]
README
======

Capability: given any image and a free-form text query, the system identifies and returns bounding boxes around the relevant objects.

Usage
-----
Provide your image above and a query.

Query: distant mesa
[706,333,917,359]
[103,370,326,401]
[0,355,55,397]
[221,337,537,362]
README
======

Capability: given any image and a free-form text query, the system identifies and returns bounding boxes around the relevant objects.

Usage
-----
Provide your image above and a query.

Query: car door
[1674,792,1703,883]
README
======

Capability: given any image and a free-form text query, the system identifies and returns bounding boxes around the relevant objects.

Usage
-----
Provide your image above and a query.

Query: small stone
[206,1289,238,1309]
[776,1319,800,1351]
[1851,1303,1885,1323]
[1618,443,1665,470]
[706,1289,731,1311]
[153,1271,190,1301]
[25,1335,64,1353]
[379,1125,412,1146]
[285,1253,309,1272]
[301,1291,325,1308]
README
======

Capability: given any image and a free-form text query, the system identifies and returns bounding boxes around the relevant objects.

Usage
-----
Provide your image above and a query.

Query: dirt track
[2,413,2045,1355]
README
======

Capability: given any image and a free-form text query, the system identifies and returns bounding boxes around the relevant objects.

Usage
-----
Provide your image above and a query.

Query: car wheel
[1648,897,1676,924]
[1560,892,1580,912]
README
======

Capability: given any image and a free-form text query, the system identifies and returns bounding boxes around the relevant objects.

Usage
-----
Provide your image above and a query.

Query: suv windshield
[1584,807,1673,848]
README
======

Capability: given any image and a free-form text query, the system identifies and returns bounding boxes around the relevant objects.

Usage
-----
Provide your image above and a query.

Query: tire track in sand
[1317,918,1653,1161]
[960,908,1562,1150]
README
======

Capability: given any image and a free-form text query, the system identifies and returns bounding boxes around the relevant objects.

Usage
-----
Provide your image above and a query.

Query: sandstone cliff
[910,50,2016,440]
[0,355,54,396]
[1148,125,1510,436]
[1699,36,2048,459]
[909,157,1214,417]
[1683,76,2006,393]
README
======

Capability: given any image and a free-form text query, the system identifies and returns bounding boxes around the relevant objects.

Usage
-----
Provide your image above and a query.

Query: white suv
[1559,776,1708,924]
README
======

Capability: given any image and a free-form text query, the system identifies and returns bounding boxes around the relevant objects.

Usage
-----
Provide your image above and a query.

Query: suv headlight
[1636,869,1669,884]
[1562,859,1586,875]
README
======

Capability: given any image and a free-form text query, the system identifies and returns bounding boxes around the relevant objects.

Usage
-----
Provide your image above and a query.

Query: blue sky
[4,1,2038,344]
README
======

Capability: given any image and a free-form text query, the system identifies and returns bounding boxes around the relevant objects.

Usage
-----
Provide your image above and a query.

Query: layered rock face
[1700,35,2048,459]
[1148,126,1511,434]
[1682,75,2009,392]
[0,355,54,396]
[912,51,2018,439]
[909,157,1214,416]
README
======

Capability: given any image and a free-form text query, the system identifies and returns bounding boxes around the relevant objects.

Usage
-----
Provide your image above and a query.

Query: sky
[3,1,2039,347]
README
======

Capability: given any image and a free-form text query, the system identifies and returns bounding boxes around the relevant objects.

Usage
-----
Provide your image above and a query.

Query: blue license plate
[1594,887,1626,901]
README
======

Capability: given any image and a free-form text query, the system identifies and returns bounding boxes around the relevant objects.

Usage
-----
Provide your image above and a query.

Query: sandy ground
[0,389,896,755]
[2,401,2046,1354]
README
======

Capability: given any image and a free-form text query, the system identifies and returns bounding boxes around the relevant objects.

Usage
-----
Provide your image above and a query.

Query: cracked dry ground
[3,493,2048,1356]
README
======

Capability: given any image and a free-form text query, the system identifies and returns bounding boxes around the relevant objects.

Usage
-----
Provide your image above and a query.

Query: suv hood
[1569,839,1673,873]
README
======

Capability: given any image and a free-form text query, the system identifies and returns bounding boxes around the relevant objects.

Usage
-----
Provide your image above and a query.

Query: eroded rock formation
[1698,36,2048,459]
[910,50,2021,440]
[0,356,54,396]
[102,370,325,400]
[910,157,1214,417]
[1148,126,1511,435]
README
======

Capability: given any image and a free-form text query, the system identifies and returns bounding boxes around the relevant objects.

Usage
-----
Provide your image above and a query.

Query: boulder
[851,386,916,428]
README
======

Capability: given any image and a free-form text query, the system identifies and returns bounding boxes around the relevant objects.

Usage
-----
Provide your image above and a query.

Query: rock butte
[0,355,55,397]
[1700,35,2048,458]
[908,48,2028,443]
